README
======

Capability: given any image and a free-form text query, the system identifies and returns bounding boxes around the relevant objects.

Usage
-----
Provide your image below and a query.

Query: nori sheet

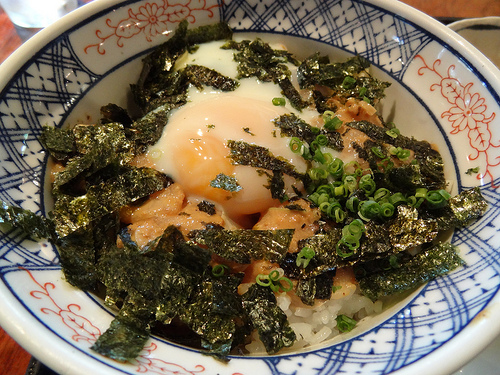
[347,120,446,191]
[241,284,296,354]
[297,53,390,105]
[429,187,488,230]
[221,38,308,110]
[132,20,233,113]
[358,242,465,300]
[273,113,343,151]
[0,201,55,240]
[40,125,76,161]
[228,140,304,180]
[52,122,135,194]
[52,166,169,238]
[188,228,294,264]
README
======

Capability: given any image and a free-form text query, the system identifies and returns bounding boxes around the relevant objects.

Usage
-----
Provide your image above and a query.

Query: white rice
[245,286,383,354]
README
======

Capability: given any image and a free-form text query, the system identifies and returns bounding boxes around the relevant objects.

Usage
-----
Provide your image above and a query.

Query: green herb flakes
[336,314,357,332]
[466,166,480,175]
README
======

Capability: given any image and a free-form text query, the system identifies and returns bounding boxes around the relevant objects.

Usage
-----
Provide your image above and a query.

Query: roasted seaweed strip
[189,228,294,264]
[297,54,390,105]
[52,166,170,238]
[132,20,233,113]
[273,113,343,151]
[0,201,55,240]
[241,284,296,354]
[228,140,304,180]
[358,242,464,300]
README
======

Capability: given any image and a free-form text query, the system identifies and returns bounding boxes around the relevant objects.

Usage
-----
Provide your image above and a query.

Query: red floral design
[23,268,246,374]
[25,267,101,344]
[132,343,206,374]
[136,3,170,41]
[84,0,222,54]
[416,56,499,188]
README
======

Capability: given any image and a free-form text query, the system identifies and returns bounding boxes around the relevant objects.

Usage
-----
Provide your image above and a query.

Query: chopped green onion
[362,96,370,103]
[358,200,380,221]
[398,149,410,160]
[313,148,326,164]
[323,111,343,131]
[389,146,411,160]
[333,206,346,222]
[343,175,358,193]
[337,219,365,257]
[374,188,391,202]
[315,134,328,147]
[415,188,428,198]
[333,185,346,197]
[385,127,400,139]
[322,152,334,165]
[426,189,451,209]
[371,146,385,159]
[316,184,334,195]
[359,174,376,195]
[332,285,342,293]
[271,276,293,293]
[342,234,359,249]
[308,167,329,180]
[407,195,425,208]
[377,158,394,172]
[256,274,272,287]
[342,76,356,89]
[256,270,293,293]
[310,126,321,134]
[389,192,406,207]
[269,270,281,280]
[316,192,330,205]
[336,239,355,257]
[380,202,395,218]
[388,254,399,269]
[345,219,365,237]
[296,246,316,268]
[466,166,480,175]
[346,195,360,212]
[319,201,331,212]
[322,200,345,223]
[336,314,357,332]
[327,158,344,179]
[272,97,286,106]
[314,185,330,195]
[211,264,229,277]
[289,137,303,153]
[359,86,367,96]
[343,160,361,175]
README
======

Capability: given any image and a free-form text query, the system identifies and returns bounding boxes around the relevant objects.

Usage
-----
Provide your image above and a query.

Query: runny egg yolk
[172,134,234,203]
[148,94,310,223]
[144,39,325,224]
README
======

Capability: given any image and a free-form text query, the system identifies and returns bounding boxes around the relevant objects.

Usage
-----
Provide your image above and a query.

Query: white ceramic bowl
[448,16,500,68]
[1,1,500,374]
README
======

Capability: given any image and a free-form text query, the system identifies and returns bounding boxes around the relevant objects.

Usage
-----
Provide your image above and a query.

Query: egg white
[146,40,337,223]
